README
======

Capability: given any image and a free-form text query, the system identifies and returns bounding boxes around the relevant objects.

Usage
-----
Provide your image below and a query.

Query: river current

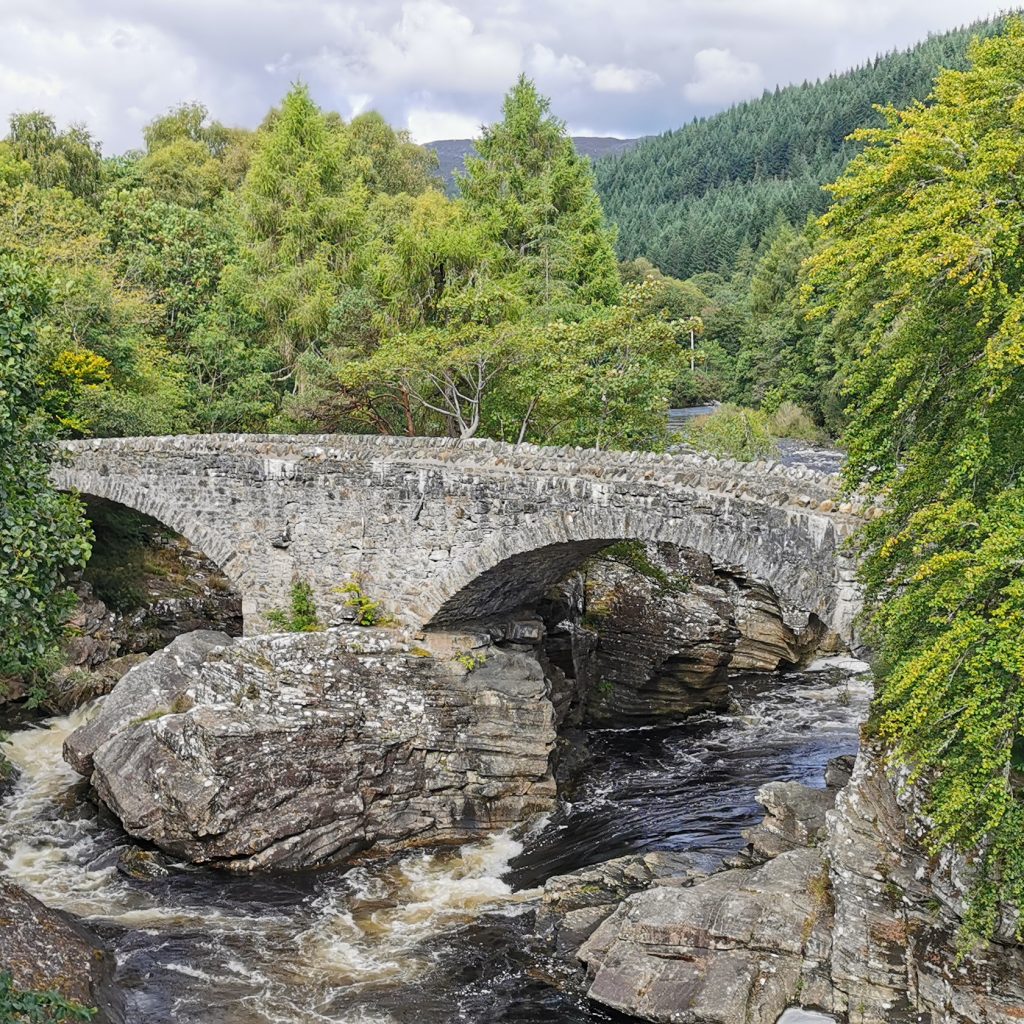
[0,661,868,1023]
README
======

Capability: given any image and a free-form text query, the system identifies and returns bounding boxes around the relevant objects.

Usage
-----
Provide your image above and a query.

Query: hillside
[425,136,643,192]
[594,17,1005,278]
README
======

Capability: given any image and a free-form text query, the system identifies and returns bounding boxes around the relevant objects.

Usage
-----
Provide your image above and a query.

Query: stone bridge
[54,434,867,640]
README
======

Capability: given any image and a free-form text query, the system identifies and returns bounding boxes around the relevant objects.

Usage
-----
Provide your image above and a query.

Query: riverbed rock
[0,879,123,1022]
[742,781,835,862]
[579,847,834,1024]
[64,627,557,871]
[537,851,721,955]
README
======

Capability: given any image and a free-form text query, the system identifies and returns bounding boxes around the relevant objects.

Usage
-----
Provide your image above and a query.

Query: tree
[231,84,369,382]
[805,19,1024,941]
[0,256,92,680]
[348,112,440,197]
[458,75,620,312]
[139,102,254,207]
[6,111,101,202]
[0,180,187,436]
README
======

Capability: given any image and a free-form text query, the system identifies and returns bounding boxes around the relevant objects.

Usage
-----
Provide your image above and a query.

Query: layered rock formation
[541,543,830,727]
[580,847,834,1023]
[64,627,557,871]
[827,749,1024,1022]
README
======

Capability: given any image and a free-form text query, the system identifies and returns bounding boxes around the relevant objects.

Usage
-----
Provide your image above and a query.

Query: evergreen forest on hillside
[595,16,1005,278]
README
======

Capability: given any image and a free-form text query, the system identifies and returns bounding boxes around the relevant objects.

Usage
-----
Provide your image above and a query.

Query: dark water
[1,662,867,1024]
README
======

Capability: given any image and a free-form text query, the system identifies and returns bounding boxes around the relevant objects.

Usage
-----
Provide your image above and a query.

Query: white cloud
[529,43,588,84]
[0,0,1010,151]
[683,47,763,106]
[406,106,482,142]
[592,64,661,94]
[358,0,523,94]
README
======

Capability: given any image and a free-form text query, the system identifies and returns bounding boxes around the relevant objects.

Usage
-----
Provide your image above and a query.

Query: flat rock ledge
[63,628,557,871]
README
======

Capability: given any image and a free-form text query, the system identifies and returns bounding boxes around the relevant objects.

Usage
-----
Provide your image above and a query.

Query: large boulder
[64,627,557,871]
[579,847,835,1024]
[0,879,123,1022]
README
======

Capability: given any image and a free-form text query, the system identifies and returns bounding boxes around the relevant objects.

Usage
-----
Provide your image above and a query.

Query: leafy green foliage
[0,972,94,1023]
[5,111,101,202]
[679,404,778,461]
[337,576,392,627]
[595,17,1004,278]
[0,256,92,678]
[595,541,689,596]
[806,20,1024,940]
[266,580,322,633]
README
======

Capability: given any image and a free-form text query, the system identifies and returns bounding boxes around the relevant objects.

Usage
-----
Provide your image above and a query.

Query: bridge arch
[419,505,857,639]
[56,468,249,618]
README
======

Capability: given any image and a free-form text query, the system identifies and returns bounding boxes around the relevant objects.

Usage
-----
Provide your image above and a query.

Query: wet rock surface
[0,879,123,1022]
[64,628,558,871]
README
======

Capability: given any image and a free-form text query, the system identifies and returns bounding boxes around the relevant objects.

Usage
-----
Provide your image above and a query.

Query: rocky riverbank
[538,742,1024,1024]
[539,542,835,728]
[0,878,123,1023]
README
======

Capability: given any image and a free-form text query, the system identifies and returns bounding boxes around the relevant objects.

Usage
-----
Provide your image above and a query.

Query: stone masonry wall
[53,434,869,640]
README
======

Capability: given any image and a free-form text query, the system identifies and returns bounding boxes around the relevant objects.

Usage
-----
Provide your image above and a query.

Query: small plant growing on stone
[0,971,95,1022]
[267,580,322,632]
[453,650,487,671]
[336,575,393,627]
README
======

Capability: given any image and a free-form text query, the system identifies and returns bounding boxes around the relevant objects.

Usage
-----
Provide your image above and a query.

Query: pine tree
[458,75,620,312]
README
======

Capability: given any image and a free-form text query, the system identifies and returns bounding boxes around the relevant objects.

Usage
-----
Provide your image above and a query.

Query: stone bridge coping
[59,433,876,520]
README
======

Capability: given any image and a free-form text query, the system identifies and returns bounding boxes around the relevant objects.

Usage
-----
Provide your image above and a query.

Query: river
[0,659,867,1023]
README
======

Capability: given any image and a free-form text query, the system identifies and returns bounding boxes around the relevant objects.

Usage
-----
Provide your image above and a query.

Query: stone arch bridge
[54,434,867,640]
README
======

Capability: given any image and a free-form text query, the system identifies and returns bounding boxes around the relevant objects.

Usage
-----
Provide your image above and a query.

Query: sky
[0,0,1013,152]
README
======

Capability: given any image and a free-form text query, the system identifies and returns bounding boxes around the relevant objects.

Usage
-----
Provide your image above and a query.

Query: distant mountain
[593,16,1006,279]
[425,136,644,193]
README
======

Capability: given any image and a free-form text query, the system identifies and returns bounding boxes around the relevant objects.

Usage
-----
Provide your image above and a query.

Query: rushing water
[0,662,869,1023]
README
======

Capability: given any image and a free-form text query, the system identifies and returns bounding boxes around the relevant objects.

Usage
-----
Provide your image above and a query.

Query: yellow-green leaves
[810,20,1024,942]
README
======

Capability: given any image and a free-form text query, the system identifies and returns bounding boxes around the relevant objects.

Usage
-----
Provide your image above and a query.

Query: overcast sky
[0,0,1012,152]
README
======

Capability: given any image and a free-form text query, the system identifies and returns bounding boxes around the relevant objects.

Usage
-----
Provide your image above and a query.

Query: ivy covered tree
[0,256,92,679]
[806,19,1024,941]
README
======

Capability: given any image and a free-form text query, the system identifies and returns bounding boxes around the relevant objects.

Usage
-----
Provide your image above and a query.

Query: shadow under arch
[59,477,247,625]
[420,506,847,634]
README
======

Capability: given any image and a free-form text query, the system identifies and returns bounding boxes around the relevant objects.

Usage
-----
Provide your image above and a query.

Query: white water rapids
[0,665,870,1023]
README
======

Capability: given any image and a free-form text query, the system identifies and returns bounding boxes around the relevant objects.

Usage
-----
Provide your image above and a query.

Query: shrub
[266,580,322,632]
[0,972,94,1022]
[336,575,393,627]
[768,401,824,442]
[679,404,778,461]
